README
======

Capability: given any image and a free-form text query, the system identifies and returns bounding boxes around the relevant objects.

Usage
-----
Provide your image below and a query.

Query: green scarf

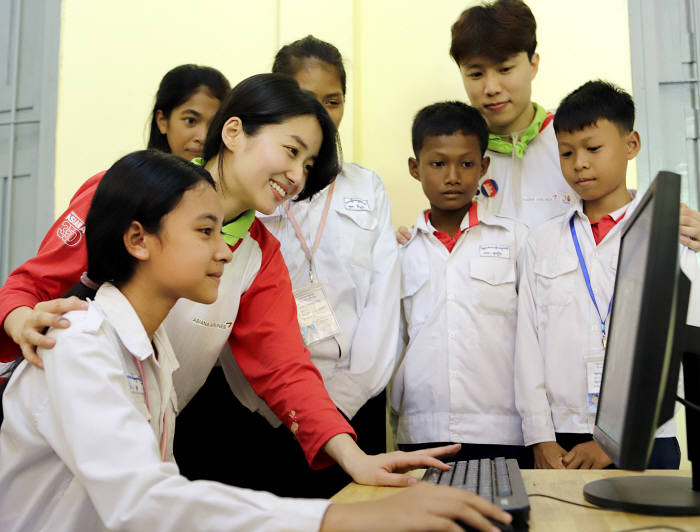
[190,157,255,246]
[487,103,548,158]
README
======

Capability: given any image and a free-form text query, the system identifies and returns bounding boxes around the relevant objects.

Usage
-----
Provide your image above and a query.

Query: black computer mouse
[459,517,517,532]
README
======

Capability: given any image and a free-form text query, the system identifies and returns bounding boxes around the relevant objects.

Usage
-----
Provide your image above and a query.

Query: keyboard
[422,457,530,529]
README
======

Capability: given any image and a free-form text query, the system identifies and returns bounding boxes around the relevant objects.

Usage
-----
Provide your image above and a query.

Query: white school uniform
[258,162,400,419]
[0,284,328,532]
[478,122,576,229]
[392,203,528,446]
[514,192,698,446]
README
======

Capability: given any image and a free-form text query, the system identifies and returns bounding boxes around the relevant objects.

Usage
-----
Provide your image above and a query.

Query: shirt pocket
[400,249,430,330]
[336,207,378,306]
[534,254,579,306]
[469,257,517,315]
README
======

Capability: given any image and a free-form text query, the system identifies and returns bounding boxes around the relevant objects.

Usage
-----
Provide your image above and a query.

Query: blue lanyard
[569,216,613,348]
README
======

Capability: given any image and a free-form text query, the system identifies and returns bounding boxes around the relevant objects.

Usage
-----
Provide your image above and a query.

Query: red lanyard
[283,181,335,282]
[132,355,168,462]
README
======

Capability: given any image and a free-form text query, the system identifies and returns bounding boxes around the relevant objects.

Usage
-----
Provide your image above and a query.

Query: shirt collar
[568,189,641,226]
[487,102,550,158]
[94,283,156,362]
[221,210,255,246]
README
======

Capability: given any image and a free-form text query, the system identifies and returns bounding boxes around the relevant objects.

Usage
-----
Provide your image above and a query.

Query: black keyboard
[422,457,530,529]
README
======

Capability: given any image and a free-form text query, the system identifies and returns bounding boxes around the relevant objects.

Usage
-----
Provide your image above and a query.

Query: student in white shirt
[515,80,698,470]
[392,102,532,467]
[0,150,512,532]
[220,36,400,498]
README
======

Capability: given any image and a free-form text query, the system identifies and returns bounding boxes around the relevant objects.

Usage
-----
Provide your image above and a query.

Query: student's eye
[468,72,482,80]
[588,145,602,152]
[461,161,475,168]
[199,227,213,236]
[560,151,572,158]
[286,146,299,157]
[500,65,514,73]
[183,117,197,126]
[304,163,314,175]
[325,99,340,108]
[429,161,445,167]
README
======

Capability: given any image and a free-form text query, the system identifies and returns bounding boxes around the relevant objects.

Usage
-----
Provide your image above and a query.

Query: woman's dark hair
[272,35,347,96]
[66,150,215,300]
[147,64,231,153]
[0,151,215,414]
[203,73,340,202]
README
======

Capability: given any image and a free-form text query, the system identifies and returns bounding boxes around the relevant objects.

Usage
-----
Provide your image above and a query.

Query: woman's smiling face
[221,114,323,216]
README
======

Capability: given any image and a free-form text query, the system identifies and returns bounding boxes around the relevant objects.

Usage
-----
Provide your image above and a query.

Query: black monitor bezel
[593,171,681,470]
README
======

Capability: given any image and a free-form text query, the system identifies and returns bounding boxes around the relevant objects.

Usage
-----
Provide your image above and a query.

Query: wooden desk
[331,469,700,531]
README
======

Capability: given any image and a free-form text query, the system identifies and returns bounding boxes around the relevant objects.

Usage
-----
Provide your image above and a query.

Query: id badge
[585,352,605,415]
[293,283,341,346]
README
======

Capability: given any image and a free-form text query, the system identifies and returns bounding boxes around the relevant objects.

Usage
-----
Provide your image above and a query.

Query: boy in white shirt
[515,80,693,469]
[392,102,531,467]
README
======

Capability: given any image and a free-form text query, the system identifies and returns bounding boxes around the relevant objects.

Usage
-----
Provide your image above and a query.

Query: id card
[585,352,605,415]
[293,283,340,346]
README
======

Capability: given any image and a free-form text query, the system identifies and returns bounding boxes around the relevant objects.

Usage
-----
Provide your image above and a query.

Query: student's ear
[625,130,641,160]
[221,116,244,152]
[529,53,540,80]
[408,157,421,182]
[123,221,151,262]
[480,155,491,177]
[155,110,168,135]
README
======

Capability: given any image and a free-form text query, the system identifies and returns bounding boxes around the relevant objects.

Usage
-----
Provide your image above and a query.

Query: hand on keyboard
[321,482,513,532]
[422,457,530,530]
[343,443,462,487]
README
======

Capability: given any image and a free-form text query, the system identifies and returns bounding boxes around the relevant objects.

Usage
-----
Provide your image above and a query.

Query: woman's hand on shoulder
[396,226,413,245]
[321,482,511,532]
[3,297,88,368]
[680,203,700,252]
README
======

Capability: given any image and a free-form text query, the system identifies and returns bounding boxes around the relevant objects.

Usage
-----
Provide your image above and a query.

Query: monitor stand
[583,323,700,515]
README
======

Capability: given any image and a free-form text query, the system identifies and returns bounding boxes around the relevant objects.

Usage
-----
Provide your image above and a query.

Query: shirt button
[448,331,456,339]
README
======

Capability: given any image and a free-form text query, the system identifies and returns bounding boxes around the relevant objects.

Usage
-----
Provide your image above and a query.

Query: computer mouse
[459,517,516,532]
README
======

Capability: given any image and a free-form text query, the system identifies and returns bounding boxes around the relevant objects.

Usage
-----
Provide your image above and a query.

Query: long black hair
[0,151,215,418]
[203,73,340,202]
[148,64,231,153]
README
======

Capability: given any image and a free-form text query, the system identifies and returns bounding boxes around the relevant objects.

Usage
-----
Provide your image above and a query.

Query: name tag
[344,197,370,211]
[479,244,510,259]
[293,283,341,346]
[126,374,144,394]
[585,353,605,414]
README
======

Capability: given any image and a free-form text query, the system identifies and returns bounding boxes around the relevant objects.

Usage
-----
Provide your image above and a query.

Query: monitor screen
[593,171,681,470]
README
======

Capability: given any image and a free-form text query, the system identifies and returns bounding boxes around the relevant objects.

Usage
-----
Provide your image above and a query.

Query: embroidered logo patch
[480,179,499,198]
[344,197,370,211]
[191,317,233,330]
[56,211,85,247]
[479,244,510,258]
[126,374,144,394]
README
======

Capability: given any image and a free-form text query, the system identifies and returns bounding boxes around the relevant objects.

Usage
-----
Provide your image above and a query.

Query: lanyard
[569,216,613,349]
[132,355,168,462]
[283,181,335,282]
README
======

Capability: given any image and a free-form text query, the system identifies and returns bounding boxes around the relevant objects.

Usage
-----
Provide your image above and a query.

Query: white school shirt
[514,193,698,446]
[0,284,329,532]
[258,162,400,419]
[477,121,577,229]
[392,203,528,445]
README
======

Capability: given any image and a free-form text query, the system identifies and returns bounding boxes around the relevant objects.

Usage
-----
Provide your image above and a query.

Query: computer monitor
[582,171,700,515]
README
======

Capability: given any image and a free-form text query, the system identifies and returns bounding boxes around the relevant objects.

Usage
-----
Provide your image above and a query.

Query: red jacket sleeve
[228,220,355,469]
[0,172,103,362]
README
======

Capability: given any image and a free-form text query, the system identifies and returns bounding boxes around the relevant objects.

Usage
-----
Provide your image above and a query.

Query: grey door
[0,0,61,283]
